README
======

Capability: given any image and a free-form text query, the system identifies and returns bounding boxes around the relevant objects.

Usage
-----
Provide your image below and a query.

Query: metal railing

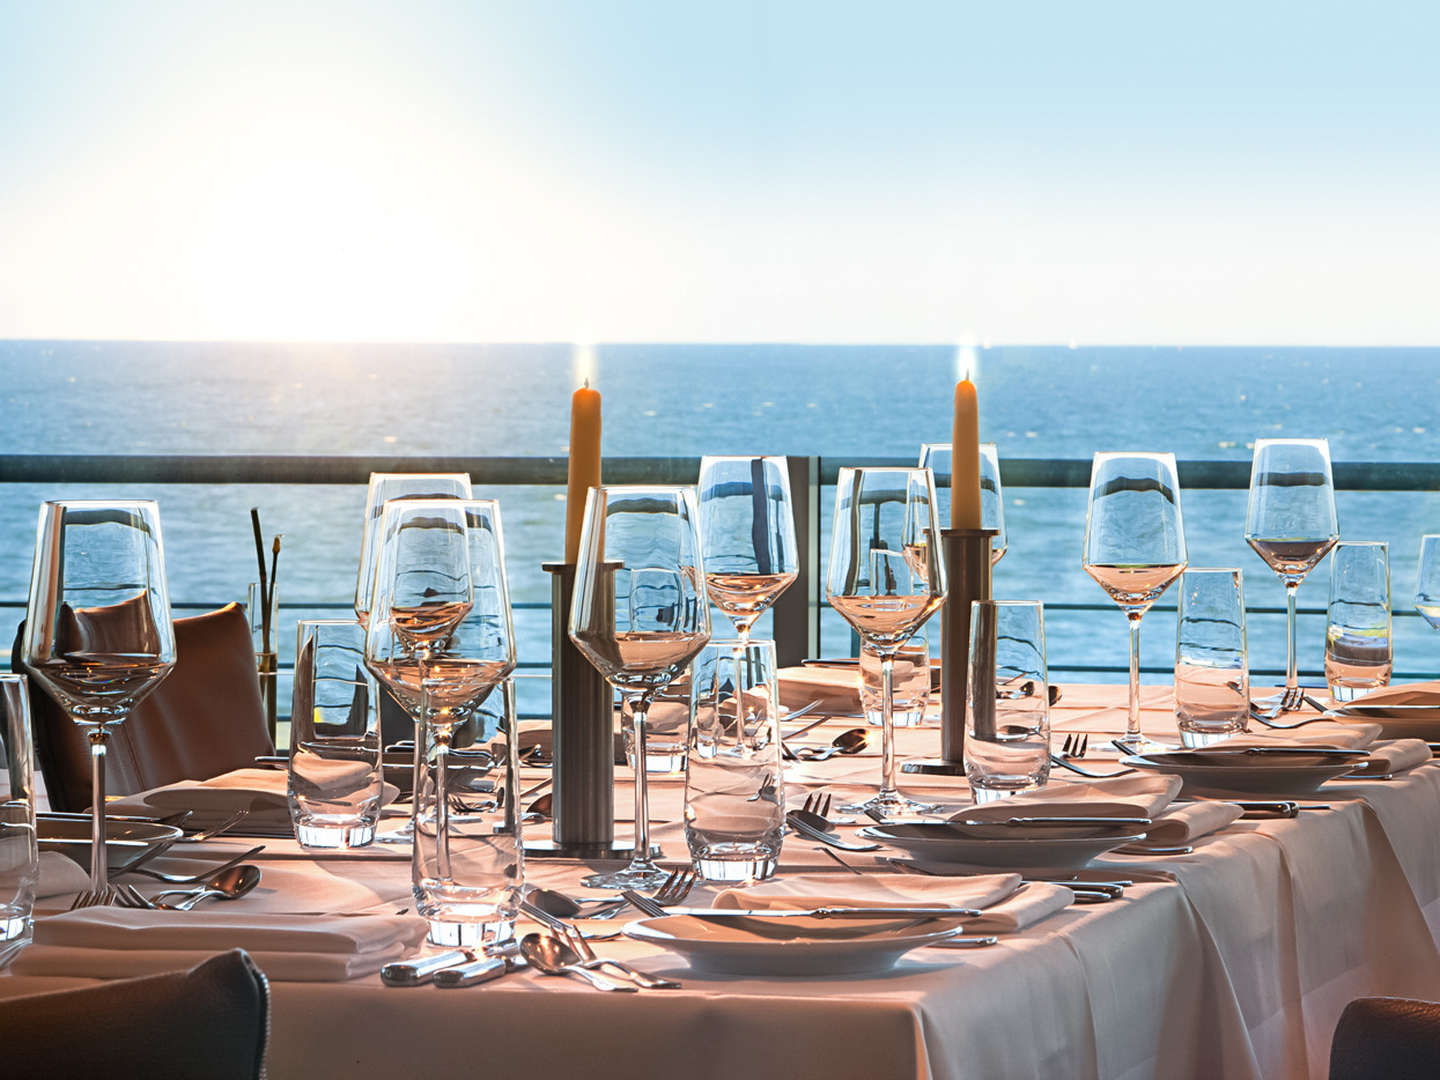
[4,453,1438,684]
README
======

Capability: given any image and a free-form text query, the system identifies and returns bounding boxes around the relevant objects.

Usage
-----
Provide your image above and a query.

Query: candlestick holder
[525,562,634,858]
[903,527,996,777]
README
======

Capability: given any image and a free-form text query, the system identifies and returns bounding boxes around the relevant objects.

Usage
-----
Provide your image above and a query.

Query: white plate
[857,816,1147,869]
[1121,748,1367,795]
[1325,705,1440,741]
[624,913,965,975]
[37,814,184,871]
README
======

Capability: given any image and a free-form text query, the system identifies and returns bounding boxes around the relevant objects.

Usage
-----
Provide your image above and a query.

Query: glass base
[425,915,515,949]
[0,912,31,944]
[1329,681,1386,704]
[1178,725,1248,748]
[627,750,688,774]
[862,708,926,729]
[296,819,376,849]
[842,790,938,820]
[970,781,1044,805]
[691,844,778,884]
[581,858,673,890]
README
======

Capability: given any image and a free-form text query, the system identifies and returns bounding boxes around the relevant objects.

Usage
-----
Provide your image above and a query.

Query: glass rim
[835,465,936,481]
[695,638,777,659]
[367,471,471,482]
[1182,566,1244,575]
[918,442,999,452]
[1335,539,1387,549]
[41,498,160,510]
[1090,450,1178,464]
[1251,437,1331,450]
[590,483,695,495]
[698,454,786,465]
[969,599,1043,610]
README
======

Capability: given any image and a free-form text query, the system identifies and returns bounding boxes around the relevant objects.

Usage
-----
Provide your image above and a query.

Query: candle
[565,380,603,563]
[950,379,982,530]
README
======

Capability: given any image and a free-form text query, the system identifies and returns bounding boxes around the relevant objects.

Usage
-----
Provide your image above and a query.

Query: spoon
[537,931,680,990]
[527,887,628,920]
[519,933,636,992]
[794,728,869,761]
[151,864,262,910]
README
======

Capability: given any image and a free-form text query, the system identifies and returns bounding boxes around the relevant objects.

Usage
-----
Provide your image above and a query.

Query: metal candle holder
[525,562,632,858]
[903,527,996,777]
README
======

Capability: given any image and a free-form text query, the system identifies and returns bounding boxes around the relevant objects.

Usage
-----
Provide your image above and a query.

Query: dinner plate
[623,913,965,975]
[1325,704,1440,741]
[37,814,184,871]
[1121,748,1368,795]
[857,814,1148,869]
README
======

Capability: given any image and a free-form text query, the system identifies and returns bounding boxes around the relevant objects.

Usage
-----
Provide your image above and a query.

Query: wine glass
[1245,438,1338,712]
[1414,535,1440,634]
[354,473,472,623]
[569,485,711,889]
[362,500,475,849]
[1082,453,1188,750]
[22,501,177,890]
[697,456,798,642]
[826,468,947,819]
[918,443,1008,564]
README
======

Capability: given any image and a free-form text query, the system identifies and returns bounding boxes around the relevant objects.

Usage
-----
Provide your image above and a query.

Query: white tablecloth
[5,685,1440,1080]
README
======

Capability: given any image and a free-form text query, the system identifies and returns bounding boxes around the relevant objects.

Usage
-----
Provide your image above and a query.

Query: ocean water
[3,341,1439,715]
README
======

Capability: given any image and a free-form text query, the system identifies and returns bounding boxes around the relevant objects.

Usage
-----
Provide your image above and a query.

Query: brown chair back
[11,602,275,811]
[1331,996,1440,1079]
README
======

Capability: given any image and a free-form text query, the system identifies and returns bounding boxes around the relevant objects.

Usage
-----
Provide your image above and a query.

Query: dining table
[5,682,1440,1080]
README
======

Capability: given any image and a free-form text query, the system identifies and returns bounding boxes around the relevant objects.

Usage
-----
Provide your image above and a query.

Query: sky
[1,0,1438,345]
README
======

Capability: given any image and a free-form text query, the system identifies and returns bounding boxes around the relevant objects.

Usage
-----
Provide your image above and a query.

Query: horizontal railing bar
[3,455,1439,492]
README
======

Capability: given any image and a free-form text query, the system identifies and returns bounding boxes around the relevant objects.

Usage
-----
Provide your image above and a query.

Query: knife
[663,905,982,920]
[952,816,1153,828]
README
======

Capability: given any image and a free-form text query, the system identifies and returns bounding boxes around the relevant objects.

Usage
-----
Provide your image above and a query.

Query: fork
[1249,703,1334,730]
[1048,753,1136,779]
[69,884,128,910]
[1250,685,1308,720]
[560,923,680,989]
[803,792,834,819]
[173,808,251,843]
[1059,733,1089,759]
[651,867,698,906]
[123,844,265,884]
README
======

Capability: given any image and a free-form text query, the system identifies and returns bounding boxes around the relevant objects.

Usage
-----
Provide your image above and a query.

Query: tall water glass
[965,601,1050,802]
[1245,438,1338,711]
[1082,453,1187,749]
[1413,535,1440,634]
[697,456,799,641]
[1174,570,1250,747]
[860,633,930,727]
[1325,541,1392,703]
[918,443,1008,564]
[413,678,522,946]
[685,641,784,883]
[0,677,37,955]
[23,501,176,890]
[289,621,384,848]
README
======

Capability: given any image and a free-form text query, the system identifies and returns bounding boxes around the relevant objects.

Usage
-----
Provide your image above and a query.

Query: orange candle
[565,381,603,563]
[950,379,982,530]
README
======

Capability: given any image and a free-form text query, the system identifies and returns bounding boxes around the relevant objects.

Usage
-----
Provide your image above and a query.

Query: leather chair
[11,602,275,811]
[1331,996,1440,1079]
[0,949,269,1079]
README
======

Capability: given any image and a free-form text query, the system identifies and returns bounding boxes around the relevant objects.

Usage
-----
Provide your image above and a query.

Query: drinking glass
[0,677,37,954]
[354,473,473,623]
[289,620,384,848]
[412,677,522,947]
[697,456,798,641]
[620,679,691,774]
[1325,541,1392,703]
[826,467,947,819]
[860,631,930,727]
[1174,569,1250,747]
[918,443,1008,563]
[1082,453,1187,750]
[22,501,177,890]
[1245,438,1338,711]
[569,485,711,889]
[1413,535,1440,633]
[685,641,784,883]
[965,601,1050,802]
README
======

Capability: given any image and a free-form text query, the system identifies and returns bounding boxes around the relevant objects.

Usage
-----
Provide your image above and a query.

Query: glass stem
[631,696,652,865]
[88,724,109,890]
[1285,582,1299,692]
[880,655,897,798]
[433,722,453,882]
[1127,613,1143,741]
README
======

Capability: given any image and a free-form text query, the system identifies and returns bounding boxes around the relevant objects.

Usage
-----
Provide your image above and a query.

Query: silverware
[549,926,680,990]
[122,845,266,884]
[793,728,869,762]
[928,936,1001,949]
[69,885,127,910]
[651,867,698,906]
[173,809,252,843]
[953,816,1153,829]
[432,955,511,988]
[1059,733,1089,758]
[1250,685,1309,720]
[381,949,477,986]
[519,933,636,992]
[816,847,865,874]
[1048,754,1136,779]
[526,887,629,920]
[786,812,881,852]
[656,904,983,920]
[1109,737,1177,757]
[147,864,262,909]
[1115,843,1194,856]
[519,900,624,940]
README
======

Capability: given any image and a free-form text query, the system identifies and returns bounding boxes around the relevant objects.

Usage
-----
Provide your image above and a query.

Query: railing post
[772,455,820,667]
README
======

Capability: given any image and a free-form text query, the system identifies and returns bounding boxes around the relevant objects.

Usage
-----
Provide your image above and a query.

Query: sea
[3,341,1438,716]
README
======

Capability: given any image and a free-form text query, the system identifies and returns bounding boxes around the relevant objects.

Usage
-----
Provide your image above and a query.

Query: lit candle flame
[954,340,979,384]
[572,341,597,389]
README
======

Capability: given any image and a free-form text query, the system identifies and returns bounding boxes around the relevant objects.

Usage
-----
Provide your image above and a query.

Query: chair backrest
[1332,996,1440,1080]
[12,602,275,811]
[0,949,269,1079]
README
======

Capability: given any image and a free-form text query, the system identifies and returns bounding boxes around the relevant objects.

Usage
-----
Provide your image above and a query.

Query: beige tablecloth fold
[1141,801,1245,845]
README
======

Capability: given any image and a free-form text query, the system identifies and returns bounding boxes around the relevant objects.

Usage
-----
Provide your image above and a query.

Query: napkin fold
[13,908,427,982]
[1005,774,1183,819]
[713,872,1072,934]
[36,851,91,899]
[1347,739,1431,777]
[1217,723,1381,751]
[107,767,398,834]
[777,666,861,714]
[1140,802,1244,845]
[1343,680,1440,710]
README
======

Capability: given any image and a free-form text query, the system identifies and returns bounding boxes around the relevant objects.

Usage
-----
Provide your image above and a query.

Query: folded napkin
[714,872,1071,933]
[1003,774,1183,819]
[778,666,861,713]
[13,908,427,981]
[36,851,91,899]
[1343,680,1440,710]
[1217,723,1381,751]
[108,767,398,834]
[1347,739,1432,777]
[1140,802,1244,846]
